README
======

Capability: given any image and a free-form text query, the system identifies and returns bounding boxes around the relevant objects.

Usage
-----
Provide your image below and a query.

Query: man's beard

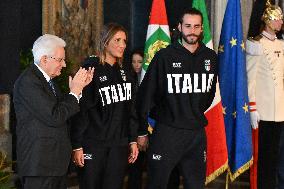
[181,32,202,44]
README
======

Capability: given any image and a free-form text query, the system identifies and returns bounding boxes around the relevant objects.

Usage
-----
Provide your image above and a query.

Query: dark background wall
[0,0,42,94]
[0,0,210,94]
[104,0,195,51]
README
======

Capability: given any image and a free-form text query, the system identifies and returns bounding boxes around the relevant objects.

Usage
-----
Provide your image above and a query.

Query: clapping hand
[69,67,94,96]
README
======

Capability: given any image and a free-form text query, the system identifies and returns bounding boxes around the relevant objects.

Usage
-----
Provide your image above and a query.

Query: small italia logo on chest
[204,59,211,71]
[120,70,127,81]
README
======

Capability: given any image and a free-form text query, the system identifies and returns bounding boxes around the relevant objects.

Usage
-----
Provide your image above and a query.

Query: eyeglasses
[48,56,65,63]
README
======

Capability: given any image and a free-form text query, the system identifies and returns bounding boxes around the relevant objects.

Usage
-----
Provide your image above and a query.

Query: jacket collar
[30,64,61,98]
[173,40,207,55]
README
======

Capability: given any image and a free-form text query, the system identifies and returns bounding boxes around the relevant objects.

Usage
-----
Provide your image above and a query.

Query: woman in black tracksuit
[71,23,143,189]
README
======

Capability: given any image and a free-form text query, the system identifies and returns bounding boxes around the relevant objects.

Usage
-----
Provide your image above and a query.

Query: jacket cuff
[72,143,82,150]
[249,102,256,112]
[128,136,137,144]
[73,147,83,151]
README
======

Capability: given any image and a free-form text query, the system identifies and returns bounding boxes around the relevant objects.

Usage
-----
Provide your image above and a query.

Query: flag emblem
[145,39,169,66]
[120,70,127,81]
[204,59,211,71]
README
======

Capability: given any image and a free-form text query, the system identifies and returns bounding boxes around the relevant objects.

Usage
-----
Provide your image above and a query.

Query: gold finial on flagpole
[266,0,272,7]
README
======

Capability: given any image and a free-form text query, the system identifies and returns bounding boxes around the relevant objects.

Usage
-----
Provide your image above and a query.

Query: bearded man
[136,8,218,189]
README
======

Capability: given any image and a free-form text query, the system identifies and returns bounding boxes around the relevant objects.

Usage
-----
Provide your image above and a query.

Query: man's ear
[178,23,181,32]
[39,55,47,66]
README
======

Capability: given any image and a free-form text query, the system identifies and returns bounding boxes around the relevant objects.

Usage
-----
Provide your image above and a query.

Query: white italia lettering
[110,85,119,103]
[99,89,105,106]
[182,74,192,93]
[172,74,182,93]
[99,83,132,106]
[167,73,215,94]
[100,86,111,105]
[202,74,207,93]
[167,74,173,93]
[117,84,126,101]
[193,74,201,93]
[124,83,132,100]
[207,74,214,92]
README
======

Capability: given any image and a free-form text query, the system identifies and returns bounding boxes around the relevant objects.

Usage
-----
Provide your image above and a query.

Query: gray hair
[32,34,66,64]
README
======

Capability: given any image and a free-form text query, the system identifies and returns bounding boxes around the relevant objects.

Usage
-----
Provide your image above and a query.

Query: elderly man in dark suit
[13,34,94,189]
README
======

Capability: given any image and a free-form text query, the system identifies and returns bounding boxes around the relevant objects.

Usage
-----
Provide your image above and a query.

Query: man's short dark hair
[178,8,203,25]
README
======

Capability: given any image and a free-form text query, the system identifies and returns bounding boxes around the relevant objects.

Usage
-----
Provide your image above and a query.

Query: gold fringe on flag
[228,157,253,181]
[205,160,228,185]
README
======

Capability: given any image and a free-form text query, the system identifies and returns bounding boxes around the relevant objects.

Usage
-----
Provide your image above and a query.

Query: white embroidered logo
[204,59,211,71]
[99,76,107,82]
[152,154,162,160]
[84,154,93,160]
[173,62,182,68]
[120,70,127,81]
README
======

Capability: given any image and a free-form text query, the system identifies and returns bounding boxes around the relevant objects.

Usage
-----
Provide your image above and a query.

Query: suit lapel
[31,64,58,98]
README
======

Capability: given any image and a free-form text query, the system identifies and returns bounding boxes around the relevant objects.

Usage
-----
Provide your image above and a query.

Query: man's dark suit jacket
[13,64,80,176]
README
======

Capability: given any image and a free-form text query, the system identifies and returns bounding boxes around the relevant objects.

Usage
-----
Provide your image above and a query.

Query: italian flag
[140,0,171,82]
[193,0,228,184]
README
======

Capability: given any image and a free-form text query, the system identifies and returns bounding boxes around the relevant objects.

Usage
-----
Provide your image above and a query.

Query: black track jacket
[71,56,141,149]
[137,41,218,133]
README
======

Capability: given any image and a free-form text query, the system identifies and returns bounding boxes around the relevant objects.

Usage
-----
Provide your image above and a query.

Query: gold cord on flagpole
[226,171,229,189]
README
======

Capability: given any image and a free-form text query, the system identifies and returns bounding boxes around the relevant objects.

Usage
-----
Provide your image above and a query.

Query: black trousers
[22,176,66,189]
[128,151,146,189]
[146,124,206,189]
[257,121,284,189]
[78,145,128,189]
[277,123,284,189]
[127,151,180,189]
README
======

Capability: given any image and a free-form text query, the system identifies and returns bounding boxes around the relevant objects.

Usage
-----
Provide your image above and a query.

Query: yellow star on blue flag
[243,102,249,113]
[241,41,245,51]
[230,37,237,47]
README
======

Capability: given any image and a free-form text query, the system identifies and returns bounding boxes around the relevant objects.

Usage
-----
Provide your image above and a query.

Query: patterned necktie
[48,80,57,96]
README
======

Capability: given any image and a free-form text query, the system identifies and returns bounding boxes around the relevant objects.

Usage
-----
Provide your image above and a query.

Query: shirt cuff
[69,92,82,103]
[129,142,137,145]
[138,134,148,137]
[72,147,83,151]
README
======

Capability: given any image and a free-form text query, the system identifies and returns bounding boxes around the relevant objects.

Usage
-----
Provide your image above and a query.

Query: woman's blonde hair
[96,23,128,66]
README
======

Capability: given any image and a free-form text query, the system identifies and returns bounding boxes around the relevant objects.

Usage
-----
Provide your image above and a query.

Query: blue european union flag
[218,0,253,181]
